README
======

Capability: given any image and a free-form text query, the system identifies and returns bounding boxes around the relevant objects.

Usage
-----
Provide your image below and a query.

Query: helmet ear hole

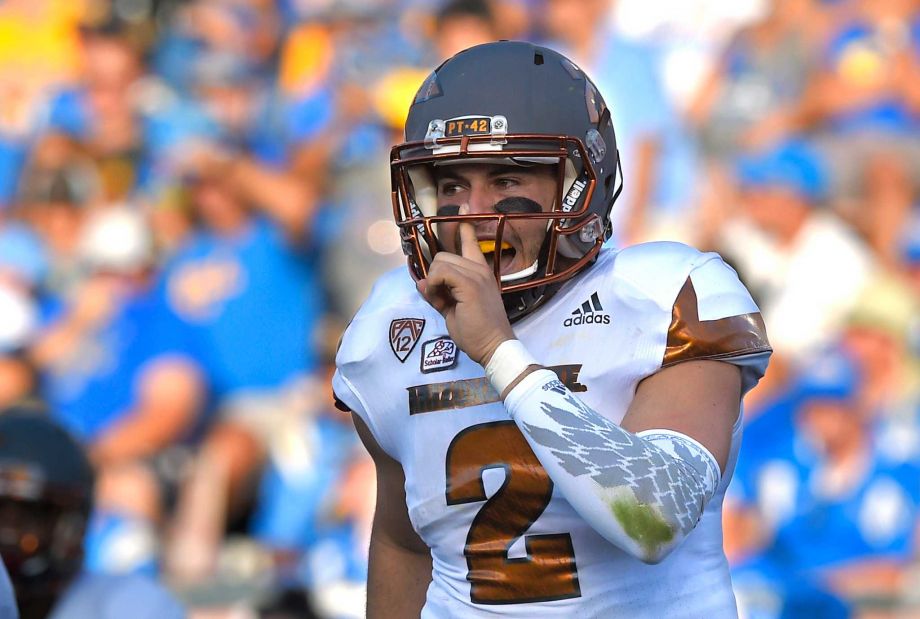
[534,52,544,65]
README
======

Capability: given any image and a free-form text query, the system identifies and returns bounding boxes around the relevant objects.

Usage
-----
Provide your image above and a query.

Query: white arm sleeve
[504,369,721,564]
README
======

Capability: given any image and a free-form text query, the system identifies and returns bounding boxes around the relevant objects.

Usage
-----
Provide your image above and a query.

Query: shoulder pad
[336,266,418,365]
[609,241,708,307]
[609,243,771,388]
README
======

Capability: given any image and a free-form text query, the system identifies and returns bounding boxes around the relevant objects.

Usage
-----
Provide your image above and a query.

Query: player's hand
[417,206,514,367]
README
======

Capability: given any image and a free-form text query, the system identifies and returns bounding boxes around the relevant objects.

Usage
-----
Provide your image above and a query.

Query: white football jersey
[333,242,771,618]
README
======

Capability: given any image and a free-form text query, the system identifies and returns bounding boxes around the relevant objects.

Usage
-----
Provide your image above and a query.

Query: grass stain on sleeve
[611,498,675,560]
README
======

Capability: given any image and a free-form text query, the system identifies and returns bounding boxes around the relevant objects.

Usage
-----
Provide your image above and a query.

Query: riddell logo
[563,292,611,327]
[562,179,587,213]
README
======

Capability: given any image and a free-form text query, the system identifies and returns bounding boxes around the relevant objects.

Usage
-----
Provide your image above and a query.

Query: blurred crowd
[0,0,917,617]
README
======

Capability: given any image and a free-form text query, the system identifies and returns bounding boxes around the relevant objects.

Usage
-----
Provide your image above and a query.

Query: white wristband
[485,339,538,396]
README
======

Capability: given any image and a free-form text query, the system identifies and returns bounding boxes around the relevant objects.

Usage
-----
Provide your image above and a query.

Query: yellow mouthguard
[478,240,512,254]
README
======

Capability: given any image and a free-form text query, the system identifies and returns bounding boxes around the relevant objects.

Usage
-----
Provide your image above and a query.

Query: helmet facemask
[0,464,89,613]
[391,131,620,315]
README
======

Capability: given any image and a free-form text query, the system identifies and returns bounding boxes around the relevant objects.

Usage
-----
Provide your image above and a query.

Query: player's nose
[466,184,499,216]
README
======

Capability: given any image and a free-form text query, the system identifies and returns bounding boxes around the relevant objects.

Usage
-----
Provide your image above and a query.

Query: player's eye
[494,177,519,190]
[438,182,465,197]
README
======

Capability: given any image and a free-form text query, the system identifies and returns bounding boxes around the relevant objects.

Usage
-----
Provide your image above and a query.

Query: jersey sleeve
[663,255,772,395]
[331,268,415,461]
[332,322,395,456]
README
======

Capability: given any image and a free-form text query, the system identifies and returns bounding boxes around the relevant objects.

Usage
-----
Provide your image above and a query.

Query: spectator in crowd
[0,224,45,410]
[319,63,422,321]
[727,269,920,613]
[14,153,98,299]
[842,275,920,440]
[297,4,430,323]
[248,360,373,619]
[184,54,326,229]
[688,0,822,160]
[45,14,219,213]
[29,207,204,575]
[718,139,875,402]
[45,20,152,203]
[803,0,920,266]
[539,0,698,246]
[689,0,827,254]
[0,408,185,619]
[182,0,335,178]
[0,0,85,208]
[162,142,323,582]
[431,0,499,62]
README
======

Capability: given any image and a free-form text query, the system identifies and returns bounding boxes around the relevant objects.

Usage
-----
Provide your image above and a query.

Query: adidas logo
[563,292,611,327]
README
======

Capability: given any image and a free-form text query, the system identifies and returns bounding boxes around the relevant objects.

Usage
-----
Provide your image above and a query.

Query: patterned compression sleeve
[503,369,721,564]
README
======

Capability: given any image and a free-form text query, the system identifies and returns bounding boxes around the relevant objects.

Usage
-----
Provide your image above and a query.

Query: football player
[0,409,184,619]
[333,41,771,617]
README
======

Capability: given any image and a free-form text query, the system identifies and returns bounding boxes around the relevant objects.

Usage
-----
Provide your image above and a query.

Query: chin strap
[500,368,721,564]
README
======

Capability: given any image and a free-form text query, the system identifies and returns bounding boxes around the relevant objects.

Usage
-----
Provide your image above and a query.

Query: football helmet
[391,41,622,319]
[0,409,94,611]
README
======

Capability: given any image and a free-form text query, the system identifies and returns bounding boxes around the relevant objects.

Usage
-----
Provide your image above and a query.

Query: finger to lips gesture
[417,205,515,366]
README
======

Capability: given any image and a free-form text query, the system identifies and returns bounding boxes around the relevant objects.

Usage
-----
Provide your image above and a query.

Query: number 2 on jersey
[446,421,581,604]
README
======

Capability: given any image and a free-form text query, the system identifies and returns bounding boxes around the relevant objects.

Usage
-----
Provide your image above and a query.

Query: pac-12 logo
[420,337,458,373]
[390,318,425,362]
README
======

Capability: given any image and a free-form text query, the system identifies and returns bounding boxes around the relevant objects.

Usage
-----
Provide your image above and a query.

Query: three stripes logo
[563,292,611,327]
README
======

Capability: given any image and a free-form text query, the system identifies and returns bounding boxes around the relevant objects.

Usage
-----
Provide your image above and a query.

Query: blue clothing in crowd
[769,456,920,571]
[734,397,920,569]
[251,414,368,588]
[50,573,184,619]
[45,87,217,194]
[245,88,334,169]
[0,138,27,208]
[729,348,920,617]
[41,285,194,443]
[160,217,321,400]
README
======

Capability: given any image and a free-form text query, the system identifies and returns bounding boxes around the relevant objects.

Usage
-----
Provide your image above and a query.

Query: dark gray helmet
[0,410,93,610]
[391,40,622,319]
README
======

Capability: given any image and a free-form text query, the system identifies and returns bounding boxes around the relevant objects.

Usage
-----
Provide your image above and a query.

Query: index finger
[458,204,489,266]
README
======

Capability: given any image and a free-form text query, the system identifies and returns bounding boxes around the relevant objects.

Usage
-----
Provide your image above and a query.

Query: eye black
[436,205,461,216]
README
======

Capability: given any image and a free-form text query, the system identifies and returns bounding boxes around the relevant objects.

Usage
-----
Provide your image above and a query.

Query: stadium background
[0,0,917,616]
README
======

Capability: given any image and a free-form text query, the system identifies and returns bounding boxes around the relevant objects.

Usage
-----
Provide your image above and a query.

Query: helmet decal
[425,115,509,149]
[562,177,588,213]
[413,71,443,105]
